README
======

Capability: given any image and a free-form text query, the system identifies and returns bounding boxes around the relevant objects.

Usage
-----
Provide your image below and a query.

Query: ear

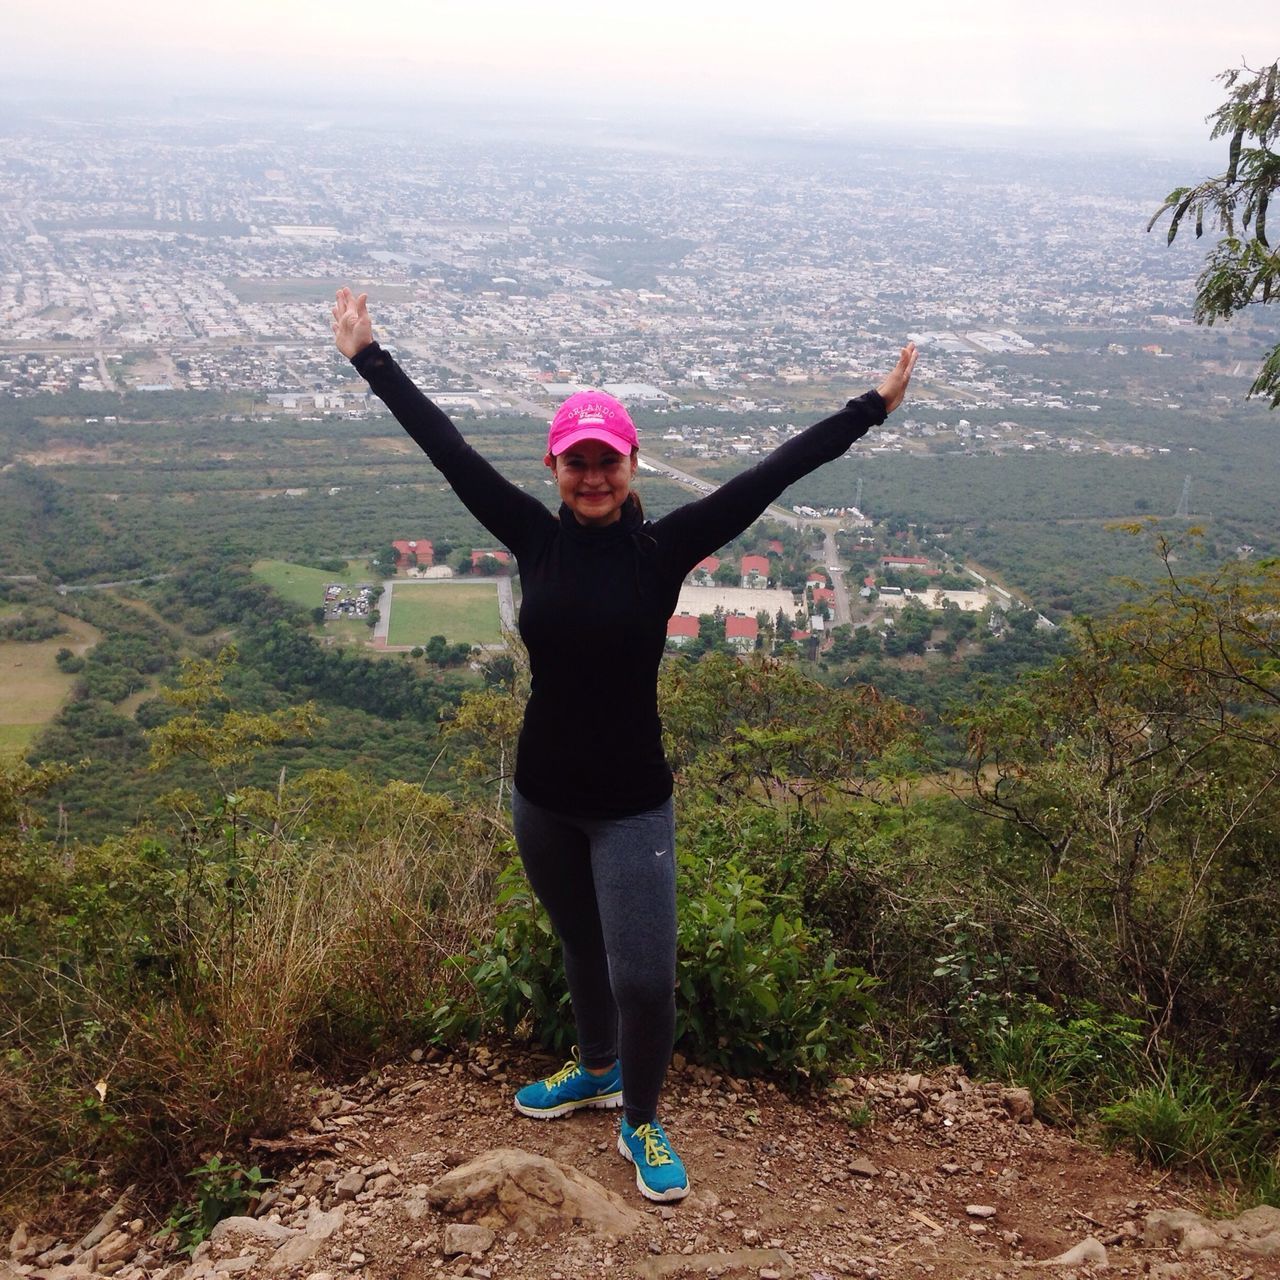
[544,453,555,469]
[629,449,638,477]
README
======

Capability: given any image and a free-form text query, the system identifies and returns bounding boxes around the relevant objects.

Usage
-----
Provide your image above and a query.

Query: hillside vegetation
[2,550,1277,1227]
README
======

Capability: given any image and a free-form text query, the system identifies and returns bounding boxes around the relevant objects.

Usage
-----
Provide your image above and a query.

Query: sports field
[387,582,503,647]
[252,559,373,610]
[0,616,100,758]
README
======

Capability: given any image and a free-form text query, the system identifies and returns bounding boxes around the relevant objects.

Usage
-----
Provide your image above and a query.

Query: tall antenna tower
[855,476,864,513]
[1175,475,1192,519]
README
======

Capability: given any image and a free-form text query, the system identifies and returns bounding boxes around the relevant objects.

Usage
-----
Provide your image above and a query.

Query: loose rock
[426,1148,645,1238]
[1040,1236,1108,1268]
[442,1224,496,1257]
[1146,1204,1280,1257]
[208,1218,297,1248]
[1001,1088,1035,1124]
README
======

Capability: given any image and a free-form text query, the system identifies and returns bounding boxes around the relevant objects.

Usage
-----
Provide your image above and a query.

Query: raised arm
[654,344,918,575]
[333,288,551,554]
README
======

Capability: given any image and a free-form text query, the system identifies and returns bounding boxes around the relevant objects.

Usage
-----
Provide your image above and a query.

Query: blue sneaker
[513,1055,623,1119]
[618,1117,690,1202]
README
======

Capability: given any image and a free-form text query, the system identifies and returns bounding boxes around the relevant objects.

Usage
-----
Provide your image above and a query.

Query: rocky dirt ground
[6,1043,1279,1280]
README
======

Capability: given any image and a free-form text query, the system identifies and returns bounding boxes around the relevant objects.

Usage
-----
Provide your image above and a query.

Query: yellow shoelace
[543,1059,581,1089]
[631,1123,673,1167]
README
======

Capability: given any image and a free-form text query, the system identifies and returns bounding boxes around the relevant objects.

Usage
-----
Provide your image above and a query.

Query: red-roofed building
[807,571,829,585]
[740,554,770,588]
[666,615,700,646]
[471,548,512,572]
[812,587,836,606]
[881,555,933,572]
[691,555,720,586]
[725,614,759,651]
[393,538,433,568]
[767,539,784,555]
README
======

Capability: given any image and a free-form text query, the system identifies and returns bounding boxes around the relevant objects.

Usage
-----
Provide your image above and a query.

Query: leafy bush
[453,845,878,1084]
[0,606,65,642]
[167,1156,273,1253]
[675,853,877,1081]
[55,647,85,673]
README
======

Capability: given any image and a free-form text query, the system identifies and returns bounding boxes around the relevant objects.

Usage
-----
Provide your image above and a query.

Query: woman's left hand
[876,342,918,414]
[332,287,373,360]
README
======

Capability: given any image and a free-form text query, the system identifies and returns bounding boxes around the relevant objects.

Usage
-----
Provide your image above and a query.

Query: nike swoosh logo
[655,849,667,857]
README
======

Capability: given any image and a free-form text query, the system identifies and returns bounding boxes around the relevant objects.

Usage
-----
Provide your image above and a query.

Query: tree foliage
[1150,59,1280,406]
[957,544,1280,1076]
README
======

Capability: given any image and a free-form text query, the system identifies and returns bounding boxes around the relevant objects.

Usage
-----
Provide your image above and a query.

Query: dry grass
[1,785,511,1216]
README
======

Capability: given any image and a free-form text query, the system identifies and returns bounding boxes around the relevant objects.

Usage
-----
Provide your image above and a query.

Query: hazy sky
[6,0,1276,144]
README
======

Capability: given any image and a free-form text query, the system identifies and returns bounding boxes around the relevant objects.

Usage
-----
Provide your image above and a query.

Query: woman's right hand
[876,342,918,414]
[332,286,374,359]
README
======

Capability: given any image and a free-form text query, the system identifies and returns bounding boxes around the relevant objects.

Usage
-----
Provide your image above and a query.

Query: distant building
[393,539,433,569]
[740,554,770,588]
[725,614,758,652]
[602,382,670,405]
[666,615,699,646]
[471,548,512,572]
[691,555,720,586]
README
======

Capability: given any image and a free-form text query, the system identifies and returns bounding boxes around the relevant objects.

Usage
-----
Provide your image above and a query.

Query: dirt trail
[12,1045,1278,1280]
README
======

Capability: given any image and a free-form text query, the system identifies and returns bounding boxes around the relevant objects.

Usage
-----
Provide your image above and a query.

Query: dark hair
[629,490,645,520]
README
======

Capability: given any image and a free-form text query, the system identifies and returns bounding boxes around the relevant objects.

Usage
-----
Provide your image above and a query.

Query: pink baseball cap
[547,390,638,456]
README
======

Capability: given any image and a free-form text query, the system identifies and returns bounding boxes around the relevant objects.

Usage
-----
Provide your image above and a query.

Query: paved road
[496,576,515,631]
[373,579,394,641]
[56,574,171,594]
[822,528,852,626]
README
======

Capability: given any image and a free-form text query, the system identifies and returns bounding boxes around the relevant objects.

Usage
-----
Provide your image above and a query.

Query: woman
[332,287,916,1202]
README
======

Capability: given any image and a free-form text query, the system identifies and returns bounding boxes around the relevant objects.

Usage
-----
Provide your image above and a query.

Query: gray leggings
[511,787,676,1126]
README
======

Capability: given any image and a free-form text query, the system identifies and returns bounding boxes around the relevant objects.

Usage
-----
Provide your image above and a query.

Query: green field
[387,582,503,647]
[252,559,374,611]
[0,617,100,757]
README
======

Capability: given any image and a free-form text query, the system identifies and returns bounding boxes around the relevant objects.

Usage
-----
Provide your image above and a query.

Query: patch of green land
[0,616,100,757]
[252,559,374,611]
[386,582,502,647]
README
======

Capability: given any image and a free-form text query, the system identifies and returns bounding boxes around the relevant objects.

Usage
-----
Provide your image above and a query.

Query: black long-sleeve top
[352,342,886,818]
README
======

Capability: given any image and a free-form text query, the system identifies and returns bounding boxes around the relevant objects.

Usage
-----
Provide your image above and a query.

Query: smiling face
[547,437,638,527]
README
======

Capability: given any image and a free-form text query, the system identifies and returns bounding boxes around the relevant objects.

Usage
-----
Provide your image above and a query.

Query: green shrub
[167,1155,273,1253]
[921,913,1038,1066]
[431,856,571,1053]
[454,848,878,1084]
[675,854,877,1081]
[0,606,65,642]
[981,1002,1146,1124]
[0,755,507,1214]
[1098,1072,1275,1186]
